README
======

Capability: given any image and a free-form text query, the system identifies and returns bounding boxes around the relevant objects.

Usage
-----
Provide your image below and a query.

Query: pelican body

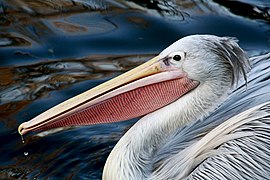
[18,35,270,179]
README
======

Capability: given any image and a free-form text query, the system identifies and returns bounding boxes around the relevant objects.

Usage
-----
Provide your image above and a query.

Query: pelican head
[18,34,249,136]
[18,34,251,179]
[160,35,249,86]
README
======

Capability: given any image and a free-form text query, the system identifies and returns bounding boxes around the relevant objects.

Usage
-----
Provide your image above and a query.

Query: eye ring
[173,55,181,61]
[169,51,186,62]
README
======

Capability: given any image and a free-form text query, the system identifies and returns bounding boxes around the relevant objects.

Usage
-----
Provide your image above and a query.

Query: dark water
[0,0,270,179]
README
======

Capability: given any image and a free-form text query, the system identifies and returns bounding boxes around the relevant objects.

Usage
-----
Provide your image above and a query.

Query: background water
[0,0,270,179]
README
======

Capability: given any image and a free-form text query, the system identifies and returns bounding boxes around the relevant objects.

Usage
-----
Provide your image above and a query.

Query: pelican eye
[169,51,186,62]
[173,55,181,61]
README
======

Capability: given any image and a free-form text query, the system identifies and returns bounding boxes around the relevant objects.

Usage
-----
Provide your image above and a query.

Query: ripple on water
[0,0,270,179]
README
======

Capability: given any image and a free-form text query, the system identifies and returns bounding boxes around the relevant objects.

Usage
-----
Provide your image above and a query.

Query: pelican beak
[18,56,199,135]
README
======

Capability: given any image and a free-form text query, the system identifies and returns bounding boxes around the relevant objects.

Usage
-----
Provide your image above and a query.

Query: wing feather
[150,53,270,179]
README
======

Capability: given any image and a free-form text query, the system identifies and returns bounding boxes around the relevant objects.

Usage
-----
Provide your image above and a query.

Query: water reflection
[2,0,268,46]
[0,54,154,117]
[0,0,233,48]
[0,33,31,47]
[214,0,270,22]
[0,0,270,179]
[0,0,109,47]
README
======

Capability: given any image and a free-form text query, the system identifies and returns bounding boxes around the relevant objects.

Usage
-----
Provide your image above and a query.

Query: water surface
[0,0,270,179]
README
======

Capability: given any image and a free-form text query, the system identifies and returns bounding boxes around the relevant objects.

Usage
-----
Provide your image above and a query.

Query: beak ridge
[18,55,199,135]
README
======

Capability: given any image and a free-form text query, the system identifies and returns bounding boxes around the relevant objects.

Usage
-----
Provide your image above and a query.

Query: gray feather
[150,52,270,179]
[103,35,270,180]
[207,36,251,86]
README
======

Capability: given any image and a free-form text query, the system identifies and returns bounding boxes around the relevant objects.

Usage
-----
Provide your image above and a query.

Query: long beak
[18,56,199,135]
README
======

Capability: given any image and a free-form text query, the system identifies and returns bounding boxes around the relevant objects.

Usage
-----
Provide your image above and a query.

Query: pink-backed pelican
[18,35,270,179]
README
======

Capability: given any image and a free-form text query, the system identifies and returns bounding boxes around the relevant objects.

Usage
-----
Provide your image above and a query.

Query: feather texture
[151,52,270,179]
[103,35,270,180]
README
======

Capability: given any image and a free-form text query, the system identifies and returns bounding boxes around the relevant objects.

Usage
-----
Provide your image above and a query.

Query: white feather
[102,35,270,180]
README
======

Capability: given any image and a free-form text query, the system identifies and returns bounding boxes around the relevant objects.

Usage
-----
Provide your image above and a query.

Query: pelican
[18,35,270,179]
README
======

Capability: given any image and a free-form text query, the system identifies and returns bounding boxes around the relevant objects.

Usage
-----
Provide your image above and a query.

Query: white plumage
[18,35,270,180]
[103,35,270,179]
